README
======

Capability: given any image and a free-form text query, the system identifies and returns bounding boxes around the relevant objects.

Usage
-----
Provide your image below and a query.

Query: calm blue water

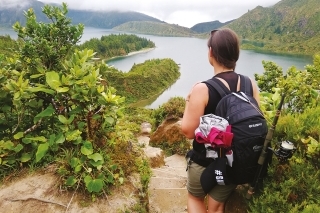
[1,27,313,108]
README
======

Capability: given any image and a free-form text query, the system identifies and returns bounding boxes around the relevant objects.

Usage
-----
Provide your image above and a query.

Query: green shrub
[152,96,185,127]
[249,157,320,213]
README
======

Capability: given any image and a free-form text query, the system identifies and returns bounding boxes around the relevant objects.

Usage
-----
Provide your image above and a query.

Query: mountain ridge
[225,0,320,54]
[0,0,319,55]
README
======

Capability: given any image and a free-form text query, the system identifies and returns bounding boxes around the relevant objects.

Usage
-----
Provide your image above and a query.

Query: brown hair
[207,28,240,70]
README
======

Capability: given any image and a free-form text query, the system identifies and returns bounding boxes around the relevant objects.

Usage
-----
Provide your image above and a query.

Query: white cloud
[1,0,281,28]
[0,0,32,9]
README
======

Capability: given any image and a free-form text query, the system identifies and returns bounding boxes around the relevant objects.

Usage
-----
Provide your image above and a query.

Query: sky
[1,0,281,28]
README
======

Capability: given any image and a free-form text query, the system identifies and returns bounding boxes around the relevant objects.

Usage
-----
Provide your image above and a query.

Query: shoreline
[107,47,155,62]
[127,47,155,56]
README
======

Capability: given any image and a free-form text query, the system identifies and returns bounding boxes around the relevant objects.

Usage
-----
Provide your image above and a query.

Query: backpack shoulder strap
[205,78,231,98]
[239,74,253,95]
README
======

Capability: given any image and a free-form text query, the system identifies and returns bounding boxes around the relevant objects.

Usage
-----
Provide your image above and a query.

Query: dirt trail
[0,168,140,213]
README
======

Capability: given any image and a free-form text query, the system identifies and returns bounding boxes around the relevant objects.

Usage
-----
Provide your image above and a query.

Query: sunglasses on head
[210,29,219,35]
[208,29,218,48]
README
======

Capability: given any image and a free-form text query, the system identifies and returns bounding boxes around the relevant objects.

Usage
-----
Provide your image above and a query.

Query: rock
[141,122,152,134]
[137,135,150,147]
[149,118,191,155]
[144,146,165,168]
[137,135,165,168]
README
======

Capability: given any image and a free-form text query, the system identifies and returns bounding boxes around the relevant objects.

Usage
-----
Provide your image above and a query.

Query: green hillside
[191,20,234,33]
[226,0,320,55]
[113,21,199,37]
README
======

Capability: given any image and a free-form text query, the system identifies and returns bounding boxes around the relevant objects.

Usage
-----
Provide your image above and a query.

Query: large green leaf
[105,117,114,125]
[56,87,69,93]
[13,144,23,153]
[89,160,103,169]
[34,105,55,123]
[24,136,47,142]
[14,132,24,139]
[20,153,32,162]
[35,143,49,162]
[1,141,14,150]
[55,133,65,144]
[84,175,92,186]
[66,176,77,186]
[87,153,103,162]
[46,71,61,89]
[58,115,68,124]
[65,130,81,141]
[86,178,104,193]
[30,74,44,78]
[58,115,75,125]
[81,141,93,156]
[70,157,80,168]
[28,87,55,95]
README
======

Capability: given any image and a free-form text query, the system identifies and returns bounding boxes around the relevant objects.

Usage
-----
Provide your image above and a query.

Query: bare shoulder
[189,82,208,104]
[192,82,208,91]
[248,77,260,103]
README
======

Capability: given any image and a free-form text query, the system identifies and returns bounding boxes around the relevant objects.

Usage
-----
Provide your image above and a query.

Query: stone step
[151,169,187,179]
[149,188,188,213]
[149,177,186,189]
[164,154,187,168]
[152,167,187,178]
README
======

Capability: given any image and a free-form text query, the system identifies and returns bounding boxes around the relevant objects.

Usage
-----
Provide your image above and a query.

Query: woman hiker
[181,28,261,213]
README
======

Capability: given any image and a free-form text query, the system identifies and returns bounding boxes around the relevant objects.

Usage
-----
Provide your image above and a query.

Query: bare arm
[250,77,260,105]
[181,83,208,139]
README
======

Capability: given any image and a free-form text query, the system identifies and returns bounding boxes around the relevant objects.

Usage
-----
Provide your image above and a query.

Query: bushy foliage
[152,96,186,128]
[122,106,155,135]
[104,58,180,104]
[254,61,283,93]
[0,35,18,58]
[275,106,320,167]
[149,97,189,155]
[250,55,320,212]
[249,157,320,213]
[255,57,320,113]
[0,3,144,197]
[13,4,84,71]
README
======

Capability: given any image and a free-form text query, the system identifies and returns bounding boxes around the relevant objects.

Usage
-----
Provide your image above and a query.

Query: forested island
[78,34,155,60]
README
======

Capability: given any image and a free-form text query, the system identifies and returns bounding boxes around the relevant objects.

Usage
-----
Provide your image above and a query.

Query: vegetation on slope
[226,0,320,55]
[246,56,320,212]
[190,20,234,33]
[102,58,180,104]
[113,21,199,37]
[0,35,18,58]
[78,34,155,60]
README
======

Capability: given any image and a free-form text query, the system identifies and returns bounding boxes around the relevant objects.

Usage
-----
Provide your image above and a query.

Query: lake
[1,27,313,108]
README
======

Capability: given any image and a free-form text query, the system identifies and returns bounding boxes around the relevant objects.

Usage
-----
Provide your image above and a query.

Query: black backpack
[205,74,268,184]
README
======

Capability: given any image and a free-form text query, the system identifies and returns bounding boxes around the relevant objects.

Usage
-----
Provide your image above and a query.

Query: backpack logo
[253,145,263,152]
[249,123,263,128]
